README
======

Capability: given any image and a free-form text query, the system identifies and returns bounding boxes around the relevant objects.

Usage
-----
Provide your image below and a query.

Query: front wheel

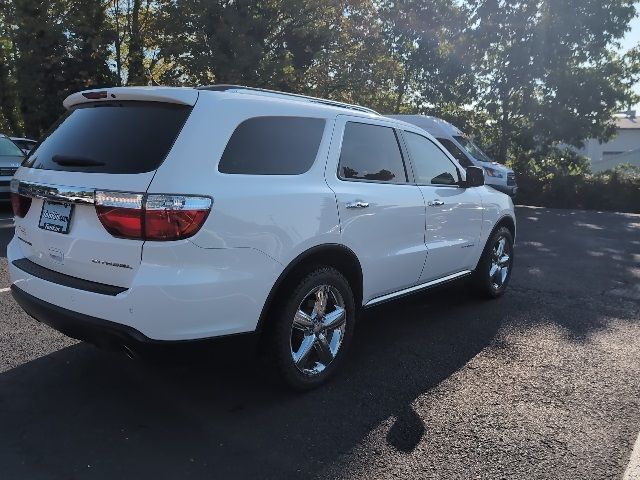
[472,226,514,298]
[271,267,356,390]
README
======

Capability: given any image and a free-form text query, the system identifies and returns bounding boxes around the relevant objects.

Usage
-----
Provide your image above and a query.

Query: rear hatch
[12,92,196,288]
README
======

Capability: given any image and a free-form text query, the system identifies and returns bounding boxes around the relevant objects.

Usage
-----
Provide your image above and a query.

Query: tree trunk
[127,0,145,85]
[113,0,122,86]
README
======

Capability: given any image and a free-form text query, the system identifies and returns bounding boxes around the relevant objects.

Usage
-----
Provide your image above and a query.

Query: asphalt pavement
[0,205,639,479]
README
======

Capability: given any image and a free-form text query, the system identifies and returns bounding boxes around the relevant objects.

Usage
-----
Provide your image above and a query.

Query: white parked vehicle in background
[388,115,518,197]
[10,137,38,156]
[0,134,24,202]
[8,86,516,389]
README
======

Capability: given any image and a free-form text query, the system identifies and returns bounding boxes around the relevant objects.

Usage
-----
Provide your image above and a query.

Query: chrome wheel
[290,285,346,376]
[489,235,511,290]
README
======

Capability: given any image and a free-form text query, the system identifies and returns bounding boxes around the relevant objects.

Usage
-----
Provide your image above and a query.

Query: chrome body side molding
[364,270,472,307]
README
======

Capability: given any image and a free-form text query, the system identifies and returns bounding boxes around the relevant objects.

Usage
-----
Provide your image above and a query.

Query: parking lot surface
[0,205,639,479]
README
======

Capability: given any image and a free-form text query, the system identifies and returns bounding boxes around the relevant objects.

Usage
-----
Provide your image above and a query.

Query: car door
[400,130,483,282]
[325,117,427,303]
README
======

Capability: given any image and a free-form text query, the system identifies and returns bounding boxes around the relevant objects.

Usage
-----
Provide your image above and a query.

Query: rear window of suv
[22,102,192,174]
[218,116,326,175]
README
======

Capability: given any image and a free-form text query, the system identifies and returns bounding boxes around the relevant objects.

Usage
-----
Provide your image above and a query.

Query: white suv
[8,86,515,389]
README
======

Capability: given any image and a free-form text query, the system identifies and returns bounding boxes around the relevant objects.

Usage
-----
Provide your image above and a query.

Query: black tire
[270,266,356,391]
[471,226,514,299]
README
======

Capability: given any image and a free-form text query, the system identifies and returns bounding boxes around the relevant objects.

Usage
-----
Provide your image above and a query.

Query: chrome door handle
[428,199,445,207]
[346,201,369,209]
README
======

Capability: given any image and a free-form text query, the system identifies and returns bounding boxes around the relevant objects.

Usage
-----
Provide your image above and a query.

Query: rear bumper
[8,236,282,341]
[11,284,257,355]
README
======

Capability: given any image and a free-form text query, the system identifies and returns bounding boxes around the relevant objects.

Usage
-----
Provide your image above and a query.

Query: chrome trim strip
[14,180,95,205]
[365,270,472,307]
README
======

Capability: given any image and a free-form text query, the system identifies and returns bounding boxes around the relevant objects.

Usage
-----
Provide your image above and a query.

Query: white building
[579,115,640,172]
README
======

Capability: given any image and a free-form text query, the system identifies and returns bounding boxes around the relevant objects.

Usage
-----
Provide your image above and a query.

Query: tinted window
[23,102,192,173]
[0,137,23,157]
[338,122,407,183]
[219,117,325,175]
[437,138,473,168]
[404,132,459,186]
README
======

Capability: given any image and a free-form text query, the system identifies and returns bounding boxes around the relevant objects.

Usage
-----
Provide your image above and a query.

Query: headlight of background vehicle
[483,167,504,178]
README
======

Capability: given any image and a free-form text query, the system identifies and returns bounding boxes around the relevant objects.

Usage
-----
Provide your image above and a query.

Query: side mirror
[463,166,484,188]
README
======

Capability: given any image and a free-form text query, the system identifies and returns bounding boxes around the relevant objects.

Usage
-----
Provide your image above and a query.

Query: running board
[364,270,472,307]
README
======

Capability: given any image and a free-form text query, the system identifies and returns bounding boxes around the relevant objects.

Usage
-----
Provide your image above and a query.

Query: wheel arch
[475,214,516,271]
[256,244,363,333]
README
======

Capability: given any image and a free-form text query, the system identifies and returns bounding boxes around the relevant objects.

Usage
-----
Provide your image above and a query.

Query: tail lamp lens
[95,191,144,239]
[144,195,212,240]
[10,179,32,218]
[94,191,211,241]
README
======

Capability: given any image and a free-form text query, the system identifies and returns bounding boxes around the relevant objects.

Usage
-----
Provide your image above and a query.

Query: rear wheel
[472,226,514,298]
[271,267,356,390]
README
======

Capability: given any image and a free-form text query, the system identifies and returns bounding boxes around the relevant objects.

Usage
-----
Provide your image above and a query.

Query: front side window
[404,132,459,186]
[338,122,407,183]
[437,138,473,168]
[219,116,326,175]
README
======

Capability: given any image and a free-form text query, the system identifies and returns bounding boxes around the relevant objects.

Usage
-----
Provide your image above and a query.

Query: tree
[11,0,68,137]
[0,0,22,134]
[468,0,639,163]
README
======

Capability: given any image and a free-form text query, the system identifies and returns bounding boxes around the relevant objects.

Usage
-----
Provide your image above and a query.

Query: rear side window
[338,122,407,183]
[218,117,326,175]
[437,138,473,168]
[23,102,192,174]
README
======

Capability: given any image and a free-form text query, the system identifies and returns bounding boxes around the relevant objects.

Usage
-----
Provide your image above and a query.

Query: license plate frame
[38,200,74,234]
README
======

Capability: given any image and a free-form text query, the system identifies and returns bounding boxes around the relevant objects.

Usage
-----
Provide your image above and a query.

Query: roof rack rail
[197,84,379,115]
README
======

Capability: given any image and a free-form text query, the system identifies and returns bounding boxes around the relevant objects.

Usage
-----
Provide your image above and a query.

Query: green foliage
[0,0,638,213]
[468,0,639,163]
[514,149,640,213]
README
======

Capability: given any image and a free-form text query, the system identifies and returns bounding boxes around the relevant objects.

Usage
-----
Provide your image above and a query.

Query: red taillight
[10,193,32,218]
[94,191,211,241]
[10,180,32,218]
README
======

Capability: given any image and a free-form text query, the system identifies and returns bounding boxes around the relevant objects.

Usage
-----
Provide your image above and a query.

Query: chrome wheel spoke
[322,306,346,331]
[293,309,313,330]
[312,286,329,317]
[314,333,334,365]
[489,263,500,278]
[500,266,508,284]
[290,283,347,376]
[499,254,510,266]
[293,334,315,366]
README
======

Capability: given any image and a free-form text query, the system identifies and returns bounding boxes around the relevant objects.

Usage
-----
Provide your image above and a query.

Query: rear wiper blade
[52,155,106,167]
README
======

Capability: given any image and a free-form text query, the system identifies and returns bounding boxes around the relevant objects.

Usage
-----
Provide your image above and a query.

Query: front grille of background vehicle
[507,172,516,186]
[0,167,18,177]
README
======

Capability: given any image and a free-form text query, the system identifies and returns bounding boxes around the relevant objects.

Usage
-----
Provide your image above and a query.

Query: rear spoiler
[63,87,199,109]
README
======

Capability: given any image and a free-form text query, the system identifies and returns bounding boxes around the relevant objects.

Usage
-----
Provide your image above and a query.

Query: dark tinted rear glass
[23,102,192,173]
[218,116,326,175]
[338,122,407,183]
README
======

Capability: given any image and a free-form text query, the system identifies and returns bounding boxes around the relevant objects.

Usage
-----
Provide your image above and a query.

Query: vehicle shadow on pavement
[0,282,501,479]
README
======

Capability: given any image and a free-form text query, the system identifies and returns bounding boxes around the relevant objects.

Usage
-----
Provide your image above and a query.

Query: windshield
[0,137,24,156]
[453,135,493,163]
[437,138,473,168]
